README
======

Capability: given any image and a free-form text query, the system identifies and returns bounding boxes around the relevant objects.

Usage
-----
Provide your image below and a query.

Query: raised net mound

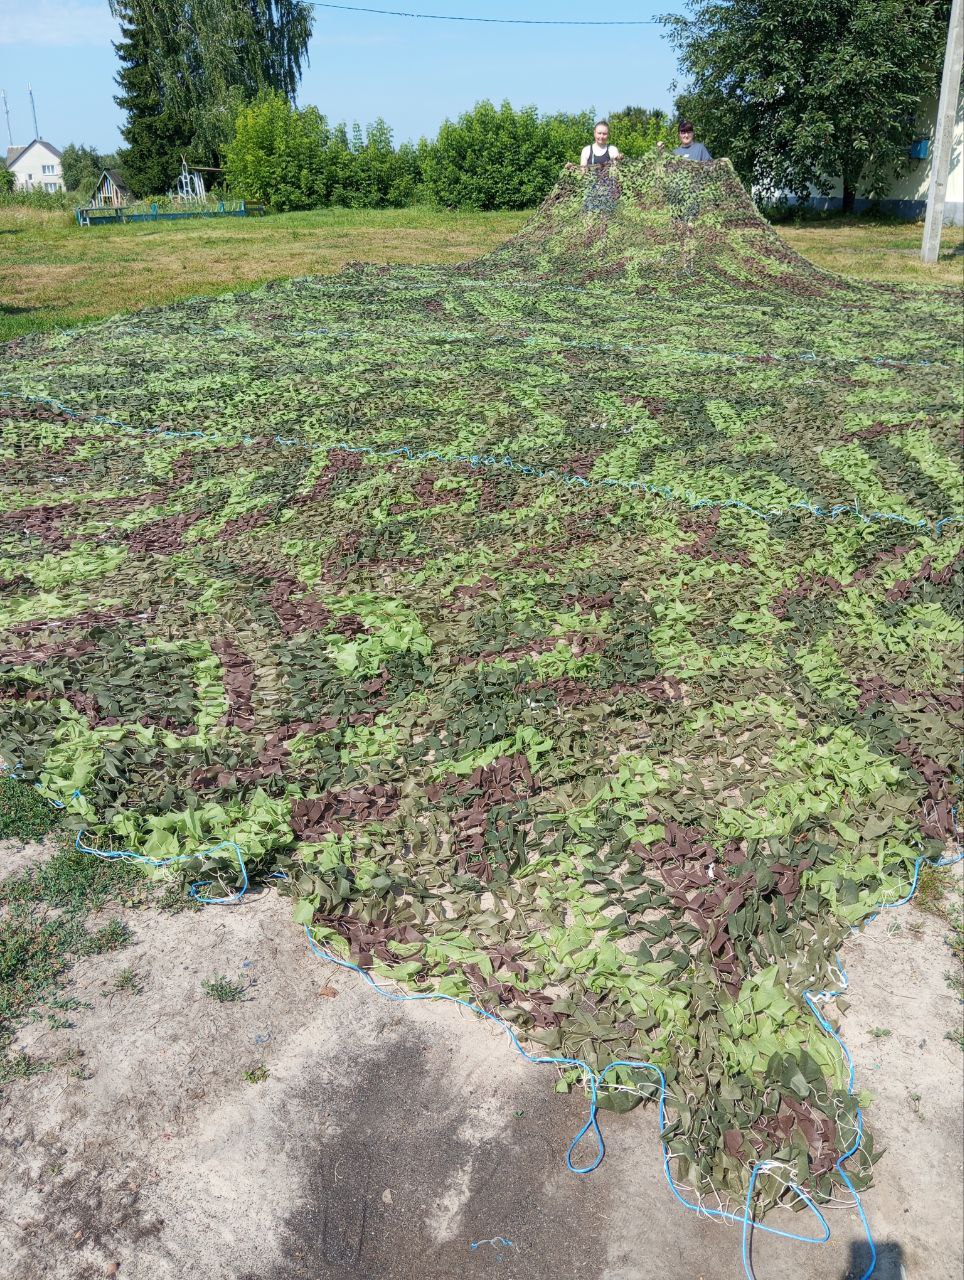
[460,156,845,297]
[1,155,962,1229]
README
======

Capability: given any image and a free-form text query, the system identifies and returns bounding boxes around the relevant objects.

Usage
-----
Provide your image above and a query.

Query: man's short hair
[678,119,695,132]
[595,119,610,129]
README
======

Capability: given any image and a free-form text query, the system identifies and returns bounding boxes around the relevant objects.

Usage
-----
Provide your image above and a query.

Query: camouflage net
[1,156,961,1216]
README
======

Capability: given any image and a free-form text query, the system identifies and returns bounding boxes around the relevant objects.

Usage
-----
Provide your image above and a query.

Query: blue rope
[72,828,249,904]
[1,545,962,1274]
[301,924,831,1254]
[795,842,964,1280]
[296,323,947,370]
[109,294,955,370]
[290,271,961,349]
[40,783,249,905]
[299,834,964,1279]
[6,771,963,1275]
[333,440,963,535]
[2,392,961,536]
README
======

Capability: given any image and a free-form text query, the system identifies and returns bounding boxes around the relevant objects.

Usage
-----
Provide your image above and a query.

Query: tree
[61,145,101,194]
[338,120,423,208]
[664,0,951,211]
[610,106,671,132]
[60,144,122,196]
[607,107,677,158]
[113,1,192,196]
[110,0,314,164]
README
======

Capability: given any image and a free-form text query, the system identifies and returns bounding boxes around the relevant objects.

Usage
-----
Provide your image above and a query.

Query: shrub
[328,119,423,208]
[61,144,122,199]
[347,120,398,207]
[0,187,79,212]
[607,106,677,158]
[226,91,337,211]
[221,96,680,213]
[424,100,593,210]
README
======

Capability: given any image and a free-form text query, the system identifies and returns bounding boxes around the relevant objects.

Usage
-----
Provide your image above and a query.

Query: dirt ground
[1,839,960,1280]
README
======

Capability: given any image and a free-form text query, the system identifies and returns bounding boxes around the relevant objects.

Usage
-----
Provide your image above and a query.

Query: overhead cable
[311,2,659,25]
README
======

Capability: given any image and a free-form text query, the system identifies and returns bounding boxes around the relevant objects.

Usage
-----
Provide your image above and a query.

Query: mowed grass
[0,205,527,343]
[784,214,964,285]
[1,203,962,344]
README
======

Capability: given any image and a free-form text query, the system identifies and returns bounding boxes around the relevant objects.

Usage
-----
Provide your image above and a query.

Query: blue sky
[0,1,681,153]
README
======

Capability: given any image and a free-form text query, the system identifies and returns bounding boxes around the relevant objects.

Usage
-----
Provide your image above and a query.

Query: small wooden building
[89,170,131,209]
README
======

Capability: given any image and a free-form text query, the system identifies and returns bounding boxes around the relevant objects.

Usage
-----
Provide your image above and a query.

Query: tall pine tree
[113,2,192,197]
[110,0,314,170]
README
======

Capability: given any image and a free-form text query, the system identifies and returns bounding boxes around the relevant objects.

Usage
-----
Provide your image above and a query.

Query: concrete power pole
[921,0,964,263]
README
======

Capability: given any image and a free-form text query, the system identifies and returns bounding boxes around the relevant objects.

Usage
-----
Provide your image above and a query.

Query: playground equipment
[173,159,207,204]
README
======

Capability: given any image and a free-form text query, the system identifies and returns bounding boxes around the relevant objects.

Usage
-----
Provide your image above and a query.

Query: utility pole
[27,83,39,140]
[921,0,963,263]
[1,91,12,147]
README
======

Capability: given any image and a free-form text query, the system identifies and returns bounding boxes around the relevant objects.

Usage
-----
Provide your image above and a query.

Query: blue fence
[76,200,266,227]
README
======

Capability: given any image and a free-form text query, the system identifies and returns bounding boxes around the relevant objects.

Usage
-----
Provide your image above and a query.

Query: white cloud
[0,0,119,47]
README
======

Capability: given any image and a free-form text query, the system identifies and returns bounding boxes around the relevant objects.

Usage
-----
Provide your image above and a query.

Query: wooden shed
[89,170,131,209]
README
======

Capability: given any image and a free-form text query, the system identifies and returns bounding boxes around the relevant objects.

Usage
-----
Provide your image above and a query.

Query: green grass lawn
[781,213,964,285]
[1,203,961,345]
[0,205,527,344]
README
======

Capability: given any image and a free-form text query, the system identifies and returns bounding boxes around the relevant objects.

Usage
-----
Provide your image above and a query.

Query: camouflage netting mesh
[1,156,961,1214]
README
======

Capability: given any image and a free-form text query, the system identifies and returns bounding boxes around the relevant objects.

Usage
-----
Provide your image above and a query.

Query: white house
[790,93,964,225]
[4,139,64,193]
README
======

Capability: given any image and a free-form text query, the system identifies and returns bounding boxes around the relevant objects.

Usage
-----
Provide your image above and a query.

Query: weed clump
[201,975,247,1003]
[0,844,137,1083]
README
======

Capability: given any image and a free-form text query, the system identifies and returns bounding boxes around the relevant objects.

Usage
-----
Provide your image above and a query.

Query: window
[45,182,58,192]
[42,164,55,175]
[26,173,32,181]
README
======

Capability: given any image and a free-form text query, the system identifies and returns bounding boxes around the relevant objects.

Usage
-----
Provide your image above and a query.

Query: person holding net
[567,120,623,212]
[658,119,713,162]
[577,120,622,170]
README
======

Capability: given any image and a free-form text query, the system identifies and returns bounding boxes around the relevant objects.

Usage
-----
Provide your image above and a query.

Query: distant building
[4,139,64,192]
[778,94,964,225]
[89,170,131,208]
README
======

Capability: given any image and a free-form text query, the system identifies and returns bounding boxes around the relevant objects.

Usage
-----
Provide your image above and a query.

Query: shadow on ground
[843,1240,905,1279]
[243,1037,605,1280]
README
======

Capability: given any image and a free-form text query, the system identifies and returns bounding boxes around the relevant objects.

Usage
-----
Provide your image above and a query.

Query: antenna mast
[1,91,12,147]
[27,83,39,139]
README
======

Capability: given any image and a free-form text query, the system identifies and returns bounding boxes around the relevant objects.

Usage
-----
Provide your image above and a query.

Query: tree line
[223,98,675,212]
[26,0,953,213]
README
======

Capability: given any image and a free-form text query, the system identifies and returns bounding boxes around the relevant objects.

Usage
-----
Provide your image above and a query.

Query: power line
[311,2,660,24]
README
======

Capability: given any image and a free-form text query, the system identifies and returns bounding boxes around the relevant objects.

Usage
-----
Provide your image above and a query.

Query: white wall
[806,94,964,225]
[884,93,964,214]
[7,141,64,192]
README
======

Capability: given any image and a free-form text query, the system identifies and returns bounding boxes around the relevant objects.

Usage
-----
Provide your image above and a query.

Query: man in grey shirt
[659,120,713,161]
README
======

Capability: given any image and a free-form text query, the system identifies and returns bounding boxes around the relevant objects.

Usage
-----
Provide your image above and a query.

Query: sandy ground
[0,839,960,1280]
